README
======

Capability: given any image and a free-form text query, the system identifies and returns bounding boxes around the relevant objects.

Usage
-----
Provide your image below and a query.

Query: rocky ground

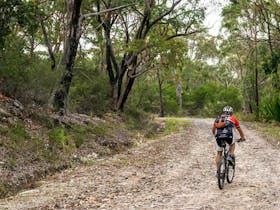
[1,117,280,210]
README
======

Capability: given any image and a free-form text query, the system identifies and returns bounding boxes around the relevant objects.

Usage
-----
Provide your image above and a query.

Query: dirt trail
[1,118,280,210]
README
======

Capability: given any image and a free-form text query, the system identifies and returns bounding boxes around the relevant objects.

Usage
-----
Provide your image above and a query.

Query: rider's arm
[230,115,245,140]
[236,126,245,140]
[212,125,216,136]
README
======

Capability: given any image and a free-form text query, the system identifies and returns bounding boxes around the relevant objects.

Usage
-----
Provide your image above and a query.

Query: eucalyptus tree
[34,0,67,69]
[151,38,188,116]
[221,0,280,118]
[221,0,262,116]
[254,0,280,89]
[48,0,133,113]
[95,0,205,111]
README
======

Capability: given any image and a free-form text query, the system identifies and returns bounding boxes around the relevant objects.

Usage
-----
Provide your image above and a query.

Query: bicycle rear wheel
[227,163,235,183]
[217,158,226,189]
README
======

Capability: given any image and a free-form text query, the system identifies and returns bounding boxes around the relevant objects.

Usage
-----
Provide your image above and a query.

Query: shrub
[7,121,29,151]
[185,83,241,116]
[260,94,280,122]
[122,106,149,129]
[48,126,71,150]
[69,61,112,116]
[0,37,58,105]
[74,134,85,148]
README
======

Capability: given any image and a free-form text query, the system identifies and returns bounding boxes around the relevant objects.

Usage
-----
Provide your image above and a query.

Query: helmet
[223,106,233,115]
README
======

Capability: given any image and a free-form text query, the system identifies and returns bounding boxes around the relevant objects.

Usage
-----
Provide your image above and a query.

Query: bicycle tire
[227,163,235,183]
[217,158,226,189]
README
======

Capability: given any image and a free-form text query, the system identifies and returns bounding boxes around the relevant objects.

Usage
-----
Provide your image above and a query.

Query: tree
[0,0,38,50]
[221,0,280,120]
[96,0,205,111]
[51,0,133,113]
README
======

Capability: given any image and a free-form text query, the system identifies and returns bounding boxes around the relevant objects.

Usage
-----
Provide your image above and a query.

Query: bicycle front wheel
[227,163,235,183]
[217,158,226,189]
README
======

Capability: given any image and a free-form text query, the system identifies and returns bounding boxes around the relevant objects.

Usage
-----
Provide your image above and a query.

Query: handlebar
[235,138,246,143]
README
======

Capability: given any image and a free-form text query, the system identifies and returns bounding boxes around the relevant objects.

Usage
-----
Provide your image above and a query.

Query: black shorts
[216,138,233,150]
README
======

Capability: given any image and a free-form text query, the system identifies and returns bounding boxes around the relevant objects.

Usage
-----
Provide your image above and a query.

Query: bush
[121,106,150,130]
[9,121,28,143]
[48,126,71,150]
[185,83,242,116]
[69,61,112,115]
[7,121,29,151]
[260,94,280,122]
[0,36,58,105]
[163,84,179,115]
[127,77,159,113]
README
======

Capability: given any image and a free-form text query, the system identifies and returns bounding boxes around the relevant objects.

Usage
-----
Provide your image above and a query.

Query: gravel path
[0,118,279,210]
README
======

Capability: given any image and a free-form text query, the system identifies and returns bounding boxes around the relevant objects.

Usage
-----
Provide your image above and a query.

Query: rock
[0,107,12,118]
[13,100,24,110]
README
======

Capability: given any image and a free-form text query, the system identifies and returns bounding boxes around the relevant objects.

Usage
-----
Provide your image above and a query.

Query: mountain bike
[217,139,243,189]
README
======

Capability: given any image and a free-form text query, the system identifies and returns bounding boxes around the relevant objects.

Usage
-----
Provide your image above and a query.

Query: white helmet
[223,106,233,115]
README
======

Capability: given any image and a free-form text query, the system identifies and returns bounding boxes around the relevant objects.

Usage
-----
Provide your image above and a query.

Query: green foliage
[0,35,59,105]
[48,126,71,150]
[71,126,87,148]
[262,50,280,75]
[93,125,109,136]
[163,84,179,115]
[0,0,38,48]
[185,83,241,116]
[129,78,159,113]
[262,123,280,141]
[0,183,8,198]
[9,121,28,148]
[70,61,112,115]
[163,119,180,134]
[235,112,256,122]
[260,94,280,122]
[128,78,180,116]
[74,134,85,148]
[162,118,189,135]
[121,106,150,130]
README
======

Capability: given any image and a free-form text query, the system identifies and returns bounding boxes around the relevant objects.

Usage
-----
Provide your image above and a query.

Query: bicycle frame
[217,139,235,189]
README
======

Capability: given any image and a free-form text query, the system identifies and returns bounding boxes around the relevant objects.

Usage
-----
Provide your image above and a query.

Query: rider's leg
[215,139,223,168]
[229,143,236,164]
[216,151,222,169]
[229,143,235,156]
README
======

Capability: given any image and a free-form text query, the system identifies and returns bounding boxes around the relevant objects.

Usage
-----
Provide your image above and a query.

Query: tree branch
[39,17,56,70]
[149,0,182,28]
[82,3,135,20]
[166,30,202,40]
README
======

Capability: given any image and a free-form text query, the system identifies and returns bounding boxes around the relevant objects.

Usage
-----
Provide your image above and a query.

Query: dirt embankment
[1,117,280,210]
[1,93,151,198]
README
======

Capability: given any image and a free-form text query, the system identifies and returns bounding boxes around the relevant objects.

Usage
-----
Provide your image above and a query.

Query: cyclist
[212,106,245,176]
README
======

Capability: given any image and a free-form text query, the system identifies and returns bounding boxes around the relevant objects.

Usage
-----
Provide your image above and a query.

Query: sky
[202,0,230,35]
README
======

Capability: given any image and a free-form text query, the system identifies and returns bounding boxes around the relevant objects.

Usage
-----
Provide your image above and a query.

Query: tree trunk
[157,69,164,117]
[176,84,182,113]
[254,10,259,120]
[115,76,135,111]
[39,17,56,69]
[52,0,83,113]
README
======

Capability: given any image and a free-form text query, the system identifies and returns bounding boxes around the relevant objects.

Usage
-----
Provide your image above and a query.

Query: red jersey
[226,115,240,128]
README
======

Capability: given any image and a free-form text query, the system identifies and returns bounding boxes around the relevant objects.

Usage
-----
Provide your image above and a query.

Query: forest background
[1,0,279,120]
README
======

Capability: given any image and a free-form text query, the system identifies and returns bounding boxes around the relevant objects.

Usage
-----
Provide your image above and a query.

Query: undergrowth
[159,118,190,136]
